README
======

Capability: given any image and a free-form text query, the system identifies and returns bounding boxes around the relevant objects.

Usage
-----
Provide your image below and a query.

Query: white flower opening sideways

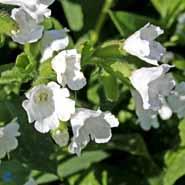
[0,119,20,159]
[11,8,44,44]
[68,108,119,155]
[52,49,87,90]
[40,28,69,62]
[22,82,75,133]
[0,0,55,22]
[130,64,175,111]
[123,23,166,65]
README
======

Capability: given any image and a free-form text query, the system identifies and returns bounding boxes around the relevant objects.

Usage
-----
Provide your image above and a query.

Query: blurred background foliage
[1,0,185,185]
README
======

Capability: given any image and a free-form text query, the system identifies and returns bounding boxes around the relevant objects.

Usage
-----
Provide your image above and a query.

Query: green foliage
[151,0,185,27]
[0,11,18,36]
[109,10,156,37]
[57,151,109,179]
[0,0,185,185]
[0,160,29,185]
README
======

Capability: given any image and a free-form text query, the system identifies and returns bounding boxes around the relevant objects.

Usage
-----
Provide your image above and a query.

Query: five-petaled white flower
[22,82,75,133]
[130,64,175,111]
[11,8,44,44]
[24,178,37,185]
[168,82,185,118]
[52,49,87,90]
[0,0,54,23]
[123,23,166,65]
[68,108,119,155]
[40,28,69,62]
[0,119,20,159]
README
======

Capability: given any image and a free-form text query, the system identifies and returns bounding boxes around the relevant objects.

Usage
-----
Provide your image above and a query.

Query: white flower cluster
[1,0,184,160]
[124,23,185,130]
[0,0,119,158]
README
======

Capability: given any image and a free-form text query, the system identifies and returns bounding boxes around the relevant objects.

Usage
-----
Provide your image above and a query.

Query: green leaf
[0,11,19,36]
[101,70,119,102]
[68,170,101,185]
[60,0,83,31]
[31,170,58,184]
[42,17,63,30]
[109,10,156,37]
[0,34,5,48]
[151,0,185,27]
[33,60,56,86]
[108,134,150,158]
[93,40,124,59]
[163,148,185,185]
[178,118,185,146]
[57,151,109,179]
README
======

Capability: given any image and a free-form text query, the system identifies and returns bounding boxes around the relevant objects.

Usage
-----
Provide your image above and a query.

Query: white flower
[123,23,166,65]
[0,0,54,22]
[24,178,37,185]
[11,8,44,44]
[0,119,20,159]
[52,49,86,90]
[68,108,119,155]
[52,129,69,147]
[132,90,159,131]
[22,82,75,133]
[130,64,175,110]
[168,82,185,118]
[40,28,69,62]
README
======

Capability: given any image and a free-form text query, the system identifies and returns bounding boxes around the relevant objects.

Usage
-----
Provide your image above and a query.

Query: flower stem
[94,0,114,43]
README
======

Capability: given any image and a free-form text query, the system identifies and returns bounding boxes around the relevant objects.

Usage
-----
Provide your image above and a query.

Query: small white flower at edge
[22,82,75,133]
[68,108,119,155]
[0,0,55,23]
[24,178,37,185]
[130,64,175,111]
[52,49,87,90]
[40,28,69,63]
[123,23,166,66]
[0,118,20,159]
[11,8,44,44]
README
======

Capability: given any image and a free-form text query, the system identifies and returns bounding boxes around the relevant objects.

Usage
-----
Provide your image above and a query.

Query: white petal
[52,49,87,90]
[123,23,166,65]
[22,85,55,122]
[51,50,67,75]
[148,74,175,110]
[158,103,173,120]
[11,8,43,44]
[140,23,164,41]
[34,114,59,133]
[40,29,69,62]
[103,112,119,127]
[0,120,20,159]
[168,82,185,118]
[132,90,159,131]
